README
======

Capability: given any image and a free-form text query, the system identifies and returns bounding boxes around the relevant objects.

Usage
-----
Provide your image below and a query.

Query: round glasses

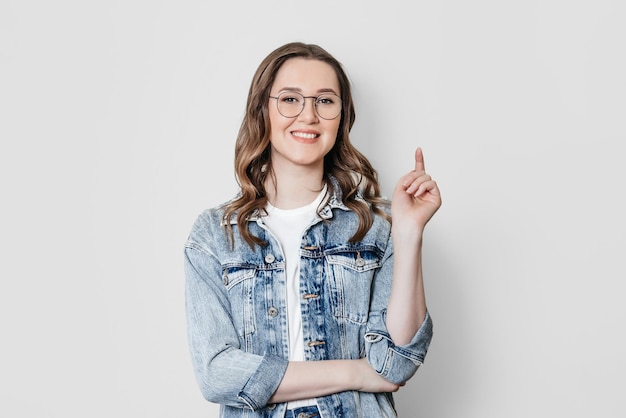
[269,91,342,120]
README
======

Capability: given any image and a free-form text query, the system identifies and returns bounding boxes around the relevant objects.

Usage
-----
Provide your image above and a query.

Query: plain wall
[1,0,625,417]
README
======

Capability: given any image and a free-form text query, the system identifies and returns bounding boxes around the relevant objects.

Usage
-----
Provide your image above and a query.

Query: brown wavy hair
[223,42,389,248]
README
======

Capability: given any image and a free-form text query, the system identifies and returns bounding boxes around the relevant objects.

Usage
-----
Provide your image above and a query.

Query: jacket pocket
[325,247,381,324]
[222,264,257,348]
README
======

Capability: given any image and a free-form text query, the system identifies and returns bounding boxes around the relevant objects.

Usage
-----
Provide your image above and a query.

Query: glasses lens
[275,92,342,120]
[315,94,342,120]
[276,92,304,118]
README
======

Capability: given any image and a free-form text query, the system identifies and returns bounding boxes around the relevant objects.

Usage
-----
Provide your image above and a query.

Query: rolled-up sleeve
[364,310,433,384]
[185,244,288,410]
[363,232,434,384]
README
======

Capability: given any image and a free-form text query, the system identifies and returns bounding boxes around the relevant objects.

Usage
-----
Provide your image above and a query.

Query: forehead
[272,58,340,93]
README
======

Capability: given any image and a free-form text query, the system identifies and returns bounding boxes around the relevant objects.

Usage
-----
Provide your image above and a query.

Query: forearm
[269,360,353,403]
[269,359,399,403]
[385,228,427,346]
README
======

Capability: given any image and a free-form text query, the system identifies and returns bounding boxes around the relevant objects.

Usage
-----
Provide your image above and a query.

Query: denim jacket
[184,184,433,418]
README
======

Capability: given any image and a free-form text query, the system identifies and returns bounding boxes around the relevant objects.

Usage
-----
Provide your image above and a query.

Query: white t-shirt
[263,188,326,409]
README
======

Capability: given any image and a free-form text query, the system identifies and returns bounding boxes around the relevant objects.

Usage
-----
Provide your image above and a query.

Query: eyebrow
[277,87,339,95]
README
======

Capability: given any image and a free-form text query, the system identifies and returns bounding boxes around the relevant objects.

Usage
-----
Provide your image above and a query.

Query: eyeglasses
[269,91,342,120]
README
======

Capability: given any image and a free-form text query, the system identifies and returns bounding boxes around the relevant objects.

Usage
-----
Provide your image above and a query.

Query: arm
[268,358,401,404]
[185,246,288,410]
[363,148,440,384]
[386,147,441,344]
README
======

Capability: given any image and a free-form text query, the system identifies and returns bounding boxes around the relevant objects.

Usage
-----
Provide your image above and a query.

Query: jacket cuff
[364,311,433,384]
[237,354,289,410]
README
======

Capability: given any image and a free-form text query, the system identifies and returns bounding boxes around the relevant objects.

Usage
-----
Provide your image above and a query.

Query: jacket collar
[223,175,352,225]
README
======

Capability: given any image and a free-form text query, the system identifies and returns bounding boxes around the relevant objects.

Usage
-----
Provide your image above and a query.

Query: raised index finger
[414,147,425,172]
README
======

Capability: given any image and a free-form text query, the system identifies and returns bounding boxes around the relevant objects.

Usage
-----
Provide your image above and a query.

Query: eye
[317,95,336,105]
[280,93,303,104]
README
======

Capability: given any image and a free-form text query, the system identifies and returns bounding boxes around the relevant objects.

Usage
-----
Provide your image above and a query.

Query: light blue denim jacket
[184,184,433,418]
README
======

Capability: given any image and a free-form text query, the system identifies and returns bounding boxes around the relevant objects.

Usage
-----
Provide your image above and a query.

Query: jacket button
[264,254,275,263]
[222,273,229,286]
[268,307,279,317]
[355,257,365,267]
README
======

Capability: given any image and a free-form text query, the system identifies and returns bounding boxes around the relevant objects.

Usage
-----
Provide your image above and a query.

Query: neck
[265,165,325,210]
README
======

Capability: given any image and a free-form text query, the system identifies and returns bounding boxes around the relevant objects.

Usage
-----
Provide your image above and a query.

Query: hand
[391,148,442,231]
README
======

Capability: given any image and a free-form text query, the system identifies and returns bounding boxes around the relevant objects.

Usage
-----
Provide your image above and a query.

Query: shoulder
[185,198,237,253]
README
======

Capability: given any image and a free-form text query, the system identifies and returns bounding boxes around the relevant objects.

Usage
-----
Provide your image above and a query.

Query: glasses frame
[268,91,342,120]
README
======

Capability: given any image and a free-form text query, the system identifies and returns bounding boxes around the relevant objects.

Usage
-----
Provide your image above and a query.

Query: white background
[1,1,625,417]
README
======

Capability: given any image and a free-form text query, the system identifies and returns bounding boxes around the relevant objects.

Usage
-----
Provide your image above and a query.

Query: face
[267,58,341,173]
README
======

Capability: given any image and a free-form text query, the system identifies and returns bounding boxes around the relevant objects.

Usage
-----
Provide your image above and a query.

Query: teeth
[292,132,318,139]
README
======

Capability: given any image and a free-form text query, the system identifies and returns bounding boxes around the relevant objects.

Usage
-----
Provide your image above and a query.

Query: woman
[185,42,441,418]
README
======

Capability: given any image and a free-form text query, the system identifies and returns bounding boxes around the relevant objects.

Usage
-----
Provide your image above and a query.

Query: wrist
[392,225,424,245]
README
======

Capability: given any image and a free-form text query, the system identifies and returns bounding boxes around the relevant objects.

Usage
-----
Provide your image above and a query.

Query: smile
[292,131,319,139]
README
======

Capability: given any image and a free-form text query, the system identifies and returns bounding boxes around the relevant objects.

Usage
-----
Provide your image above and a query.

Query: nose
[298,97,319,122]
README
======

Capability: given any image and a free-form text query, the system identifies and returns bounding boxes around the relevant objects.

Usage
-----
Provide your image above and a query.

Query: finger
[414,180,440,198]
[400,170,419,188]
[400,169,430,188]
[414,147,425,173]
[405,173,432,194]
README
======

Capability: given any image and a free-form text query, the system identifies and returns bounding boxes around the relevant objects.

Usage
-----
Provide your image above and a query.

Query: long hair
[223,42,389,248]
